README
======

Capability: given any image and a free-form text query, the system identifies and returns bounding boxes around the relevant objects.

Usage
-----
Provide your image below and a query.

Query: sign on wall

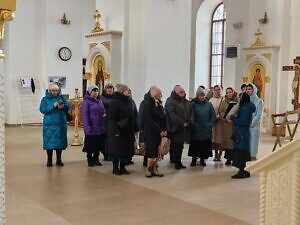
[48,76,66,89]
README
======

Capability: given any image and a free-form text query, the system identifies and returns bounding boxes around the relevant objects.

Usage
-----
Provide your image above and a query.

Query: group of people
[40,82,263,179]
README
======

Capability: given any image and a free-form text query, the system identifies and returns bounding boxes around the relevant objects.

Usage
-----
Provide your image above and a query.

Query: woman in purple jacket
[82,85,106,167]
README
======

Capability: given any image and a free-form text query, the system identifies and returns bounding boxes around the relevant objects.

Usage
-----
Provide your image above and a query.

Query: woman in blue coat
[231,93,256,179]
[82,85,106,167]
[188,87,216,166]
[39,84,70,167]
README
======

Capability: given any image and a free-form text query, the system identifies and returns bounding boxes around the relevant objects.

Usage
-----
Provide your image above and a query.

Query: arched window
[210,3,226,87]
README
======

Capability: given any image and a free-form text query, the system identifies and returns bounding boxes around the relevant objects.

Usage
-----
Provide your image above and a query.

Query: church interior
[1,0,300,224]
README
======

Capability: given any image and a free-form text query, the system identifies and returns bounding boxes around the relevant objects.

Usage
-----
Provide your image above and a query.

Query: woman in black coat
[143,87,167,178]
[108,84,136,175]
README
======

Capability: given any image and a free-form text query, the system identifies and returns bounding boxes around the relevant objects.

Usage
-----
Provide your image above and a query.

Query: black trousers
[171,142,184,166]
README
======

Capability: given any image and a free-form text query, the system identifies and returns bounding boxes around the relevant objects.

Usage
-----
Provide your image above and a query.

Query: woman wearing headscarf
[82,85,106,167]
[143,87,167,178]
[165,85,192,170]
[246,84,263,160]
[188,87,216,166]
[209,85,224,162]
[39,83,70,167]
[218,87,239,165]
[108,84,136,175]
[231,93,256,179]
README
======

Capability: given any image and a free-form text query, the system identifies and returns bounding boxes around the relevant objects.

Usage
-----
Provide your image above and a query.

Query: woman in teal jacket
[39,84,70,167]
[188,87,216,166]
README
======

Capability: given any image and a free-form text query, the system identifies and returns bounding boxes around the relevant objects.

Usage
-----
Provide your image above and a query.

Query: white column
[0,59,5,225]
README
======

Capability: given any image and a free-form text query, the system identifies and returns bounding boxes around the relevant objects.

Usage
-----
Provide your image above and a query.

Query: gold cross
[92,10,104,33]
[251,29,265,47]
[94,10,101,23]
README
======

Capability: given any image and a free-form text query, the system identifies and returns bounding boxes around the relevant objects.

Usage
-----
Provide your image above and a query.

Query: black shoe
[113,169,121,175]
[180,163,186,169]
[56,161,64,167]
[46,162,52,167]
[244,171,251,178]
[120,163,130,175]
[231,170,246,179]
[175,164,181,170]
[190,158,197,166]
[127,160,134,165]
[200,159,206,167]
[94,161,102,166]
[88,162,94,167]
[120,167,130,175]
[225,160,232,166]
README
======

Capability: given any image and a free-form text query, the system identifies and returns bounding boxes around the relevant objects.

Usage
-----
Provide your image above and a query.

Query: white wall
[144,0,192,101]
[96,0,193,104]
[5,0,95,124]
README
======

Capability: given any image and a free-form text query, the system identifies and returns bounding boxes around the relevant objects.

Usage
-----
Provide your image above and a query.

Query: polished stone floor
[6,126,295,225]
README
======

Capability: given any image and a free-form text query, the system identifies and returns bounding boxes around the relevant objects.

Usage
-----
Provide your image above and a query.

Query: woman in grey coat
[165,85,192,170]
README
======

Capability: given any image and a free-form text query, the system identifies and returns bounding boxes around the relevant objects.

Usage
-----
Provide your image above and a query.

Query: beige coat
[217,97,239,149]
[209,96,223,145]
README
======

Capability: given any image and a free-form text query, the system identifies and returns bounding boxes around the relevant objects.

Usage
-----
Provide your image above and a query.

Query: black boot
[120,162,130,175]
[175,147,186,169]
[231,169,246,179]
[87,153,94,167]
[143,155,148,167]
[56,150,64,166]
[190,157,197,166]
[200,158,206,167]
[93,151,102,166]
[225,159,232,166]
[169,147,175,163]
[47,150,53,167]
[113,161,121,175]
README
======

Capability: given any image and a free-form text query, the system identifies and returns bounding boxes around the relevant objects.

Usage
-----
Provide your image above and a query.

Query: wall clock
[58,47,72,61]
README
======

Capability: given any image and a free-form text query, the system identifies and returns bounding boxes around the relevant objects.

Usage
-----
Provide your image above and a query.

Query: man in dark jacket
[165,85,192,169]
[100,83,114,160]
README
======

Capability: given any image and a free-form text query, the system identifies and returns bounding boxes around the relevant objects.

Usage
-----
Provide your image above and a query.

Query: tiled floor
[6,126,296,225]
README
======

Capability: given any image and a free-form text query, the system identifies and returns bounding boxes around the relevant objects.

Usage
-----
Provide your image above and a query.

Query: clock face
[58,47,72,61]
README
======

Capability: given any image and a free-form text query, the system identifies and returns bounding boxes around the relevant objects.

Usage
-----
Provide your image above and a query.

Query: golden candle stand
[70,89,83,146]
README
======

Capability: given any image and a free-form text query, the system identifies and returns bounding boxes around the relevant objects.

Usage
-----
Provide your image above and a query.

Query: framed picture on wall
[48,76,66,89]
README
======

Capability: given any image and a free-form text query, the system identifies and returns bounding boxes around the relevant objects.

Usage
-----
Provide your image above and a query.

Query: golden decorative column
[70,89,83,146]
[91,10,104,33]
[0,1,16,58]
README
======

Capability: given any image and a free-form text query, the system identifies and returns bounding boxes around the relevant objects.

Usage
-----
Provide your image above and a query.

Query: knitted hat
[115,83,129,94]
[87,85,99,94]
[196,86,205,97]
[104,83,114,89]
[174,85,185,95]
[150,87,162,98]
